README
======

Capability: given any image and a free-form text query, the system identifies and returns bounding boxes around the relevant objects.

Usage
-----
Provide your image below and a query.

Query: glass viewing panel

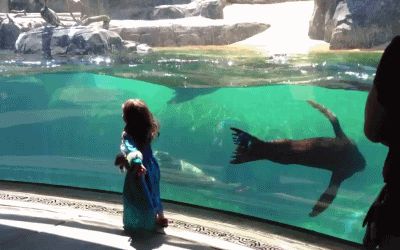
[0,0,393,244]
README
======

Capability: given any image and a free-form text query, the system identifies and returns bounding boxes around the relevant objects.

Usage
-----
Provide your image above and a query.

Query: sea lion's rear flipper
[307,100,346,139]
[230,127,264,164]
[309,173,342,217]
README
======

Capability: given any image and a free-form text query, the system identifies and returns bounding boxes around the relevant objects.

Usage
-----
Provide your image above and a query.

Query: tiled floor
[0,181,361,250]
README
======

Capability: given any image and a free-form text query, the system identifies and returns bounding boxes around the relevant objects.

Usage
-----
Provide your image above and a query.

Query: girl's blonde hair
[122,99,159,149]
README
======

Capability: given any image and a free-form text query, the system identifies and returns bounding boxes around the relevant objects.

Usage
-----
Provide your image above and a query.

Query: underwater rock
[154,151,216,185]
[309,0,400,49]
[154,151,246,191]
[15,25,127,56]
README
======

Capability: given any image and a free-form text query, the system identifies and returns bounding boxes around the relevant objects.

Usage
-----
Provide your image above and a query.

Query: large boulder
[6,0,225,20]
[0,18,22,50]
[110,17,269,46]
[309,0,400,49]
[0,12,81,51]
[15,26,124,56]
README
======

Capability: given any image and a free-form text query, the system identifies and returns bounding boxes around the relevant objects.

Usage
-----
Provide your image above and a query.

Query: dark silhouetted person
[363,36,400,249]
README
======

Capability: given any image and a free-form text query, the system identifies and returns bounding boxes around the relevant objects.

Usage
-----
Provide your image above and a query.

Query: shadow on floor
[129,231,211,250]
[0,213,213,250]
[0,224,120,250]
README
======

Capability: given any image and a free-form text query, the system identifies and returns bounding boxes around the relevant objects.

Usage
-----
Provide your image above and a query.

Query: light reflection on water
[0,49,380,90]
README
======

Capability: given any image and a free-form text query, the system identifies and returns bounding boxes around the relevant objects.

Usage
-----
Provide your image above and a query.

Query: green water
[0,50,387,243]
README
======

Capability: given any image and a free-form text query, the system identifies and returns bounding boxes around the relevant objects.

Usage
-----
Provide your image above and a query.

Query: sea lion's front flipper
[309,173,342,217]
[230,127,264,164]
[307,100,346,139]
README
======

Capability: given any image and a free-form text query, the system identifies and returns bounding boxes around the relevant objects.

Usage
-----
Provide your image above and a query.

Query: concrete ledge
[0,181,362,250]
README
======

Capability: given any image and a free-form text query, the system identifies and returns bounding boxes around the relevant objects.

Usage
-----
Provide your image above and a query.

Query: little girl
[114,99,168,233]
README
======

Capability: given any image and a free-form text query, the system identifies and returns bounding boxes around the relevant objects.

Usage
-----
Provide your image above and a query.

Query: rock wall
[309,0,400,49]
[0,1,8,12]
[10,0,56,12]
[7,0,155,14]
[1,13,269,51]
[110,18,269,46]
[99,0,225,20]
[6,0,225,20]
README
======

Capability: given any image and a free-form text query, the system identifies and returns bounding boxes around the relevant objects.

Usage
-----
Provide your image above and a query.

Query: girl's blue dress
[120,132,163,232]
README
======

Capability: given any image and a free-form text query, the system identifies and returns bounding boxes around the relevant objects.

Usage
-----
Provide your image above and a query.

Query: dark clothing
[363,36,400,248]
[363,183,400,249]
[383,147,400,184]
[373,35,400,184]
[374,36,400,111]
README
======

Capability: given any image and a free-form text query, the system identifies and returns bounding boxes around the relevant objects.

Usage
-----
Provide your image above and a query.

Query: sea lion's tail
[230,127,263,164]
[307,100,345,138]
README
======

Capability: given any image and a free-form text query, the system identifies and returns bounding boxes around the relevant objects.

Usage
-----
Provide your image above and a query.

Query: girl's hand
[136,164,147,176]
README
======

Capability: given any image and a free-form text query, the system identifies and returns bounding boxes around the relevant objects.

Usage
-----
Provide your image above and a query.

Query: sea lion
[40,0,62,27]
[230,100,366,217]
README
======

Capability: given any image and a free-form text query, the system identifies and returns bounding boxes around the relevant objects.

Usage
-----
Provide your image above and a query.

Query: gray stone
[137,43,153,53]
[0,1,9,12]
[227,0,309,3]
[198,0,225,19]
[123,40,138,52]
[177,33,204,46]
[309,0,400,49]
[151,6,186,19]
[6,0,226,20]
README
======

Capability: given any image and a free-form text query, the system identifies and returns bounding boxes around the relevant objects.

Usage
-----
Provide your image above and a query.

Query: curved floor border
[0,181,361,250]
